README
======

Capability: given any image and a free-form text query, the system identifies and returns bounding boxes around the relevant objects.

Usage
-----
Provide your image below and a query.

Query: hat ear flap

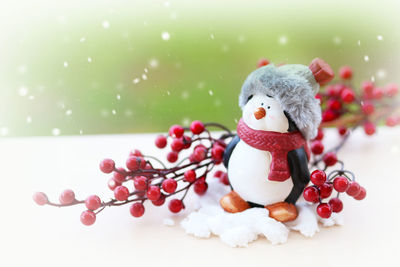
[309,58,335,85]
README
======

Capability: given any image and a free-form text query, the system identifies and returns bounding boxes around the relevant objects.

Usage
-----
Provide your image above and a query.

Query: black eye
[266,94,273,98]
[261,103,264,106]
[267,106,271,109]
[247,95,253,102]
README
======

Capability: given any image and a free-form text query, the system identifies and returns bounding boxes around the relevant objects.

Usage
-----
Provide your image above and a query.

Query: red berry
[167,151,178,163]
[341,88,355,103]
[152,194,166,206]
[322,110,339,122]
[339,66,353,80]
[113,168,126,183]
[327,99,342,111]
[386,117,397,127]
[126,156,140,171]
[85,195,102,210]
[385,83,398,97]
[181,135,192,149]
[303,186,319,202]
[362,81,374,95]
[319,183,333,199]
[338,126,348,136]
[363,121,376,136]
[346,181,361,196]
[133,176,148,191]
[190,120,205,135]
[257,58,270,68]
[354,186,366,200]
[130,202,145,217]
[361,101,375,115]
[155,135,167,148]
[170,138,184,152]
[315,128,324,141]
[311,140,324,155]
[59,189,75,205]
[214,170,223,178]
[130,149,142,157]
[80,210,96,226]
[193,146,207,162]
[323,152,338,166]
[184,170,196,183]
[310,170,327,186]
[333,176,349,192]
[147,185,161,201]
[99,158,115,174]
[168,199,184,213]
[219,173,230,185]
[114,186,129,201]
[108,178,121,191]
[33,192,48,206]
[162,179,178,194]
[372,88,384,99]
[329,198,343,213]
[211,144,225,161]
[194,179,208,195]
[317,203,332,218]
[169,125,184,138]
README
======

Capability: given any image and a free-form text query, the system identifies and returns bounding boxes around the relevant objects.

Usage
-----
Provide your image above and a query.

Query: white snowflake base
[180,179,343,247]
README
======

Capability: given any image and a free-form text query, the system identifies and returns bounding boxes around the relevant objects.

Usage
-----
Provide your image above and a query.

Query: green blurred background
[1,0,399,137]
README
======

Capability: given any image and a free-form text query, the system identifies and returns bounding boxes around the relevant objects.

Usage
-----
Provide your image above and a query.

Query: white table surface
[1,128,399,267]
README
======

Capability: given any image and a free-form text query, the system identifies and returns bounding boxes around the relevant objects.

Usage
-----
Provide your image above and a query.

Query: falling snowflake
[1,127,9,136]
[357,40,361,46]
[52,128,61,136]
[116,94,121,100]
[80,37,86,42]
[278,35,288,45]
[377,35,383,41]
[65,110,72,116]
[161,31,170,41]
[181,91,189,99]
[133,78,140,84]
[333,36,342,45]
[124,109,133,117]
[376,69,386,79]
[371,76,375,82]
[144,68,148,73]
[18,65,27,74]
[26,116,32,123]
[166,91,171,96]
[112,110,116,115]
[28,95,35,100]
[210,33,215,40]
[208,90,214,96]
[149,59,159,68]
[88,57,92,63]
[364,55,370,62]
[63,61,68,67]
[102,20,110,29]
[18,87,28,97]
[164,1,170,7]
[181,117,190,126]
[142,74,148,80]
[238,35,246,43]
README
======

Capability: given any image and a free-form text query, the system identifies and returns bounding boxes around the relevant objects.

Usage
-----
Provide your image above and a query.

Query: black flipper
[285,147,310,204]
[223,135,240,168]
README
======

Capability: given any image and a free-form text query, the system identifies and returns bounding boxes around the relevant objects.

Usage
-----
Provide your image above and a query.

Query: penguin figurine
[220,58,334,222]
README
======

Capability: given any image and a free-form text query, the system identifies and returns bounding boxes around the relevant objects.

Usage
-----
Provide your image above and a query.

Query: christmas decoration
[33,58,399,245]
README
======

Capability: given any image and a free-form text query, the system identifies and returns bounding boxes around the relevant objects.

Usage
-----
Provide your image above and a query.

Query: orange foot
[220,191,250,213]
[265,202,298,222]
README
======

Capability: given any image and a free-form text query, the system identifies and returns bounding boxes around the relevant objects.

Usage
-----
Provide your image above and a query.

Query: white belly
[228,140,294,206]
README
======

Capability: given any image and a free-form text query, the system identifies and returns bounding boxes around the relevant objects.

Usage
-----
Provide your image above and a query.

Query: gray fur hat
[239,58,334,140]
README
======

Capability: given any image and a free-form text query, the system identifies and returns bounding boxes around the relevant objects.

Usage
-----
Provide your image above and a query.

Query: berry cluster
[33,121,233,226]
[303,170,366,218]
[317,65,400,136]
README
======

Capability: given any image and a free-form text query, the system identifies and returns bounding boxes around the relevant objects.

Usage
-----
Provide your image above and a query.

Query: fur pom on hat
[239,58,334,140]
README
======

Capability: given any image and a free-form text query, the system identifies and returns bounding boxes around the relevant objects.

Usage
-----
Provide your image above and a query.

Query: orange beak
[254,107,266,120]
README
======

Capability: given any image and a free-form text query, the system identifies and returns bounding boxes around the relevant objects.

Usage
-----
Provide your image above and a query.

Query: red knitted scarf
[237,118,309,182]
